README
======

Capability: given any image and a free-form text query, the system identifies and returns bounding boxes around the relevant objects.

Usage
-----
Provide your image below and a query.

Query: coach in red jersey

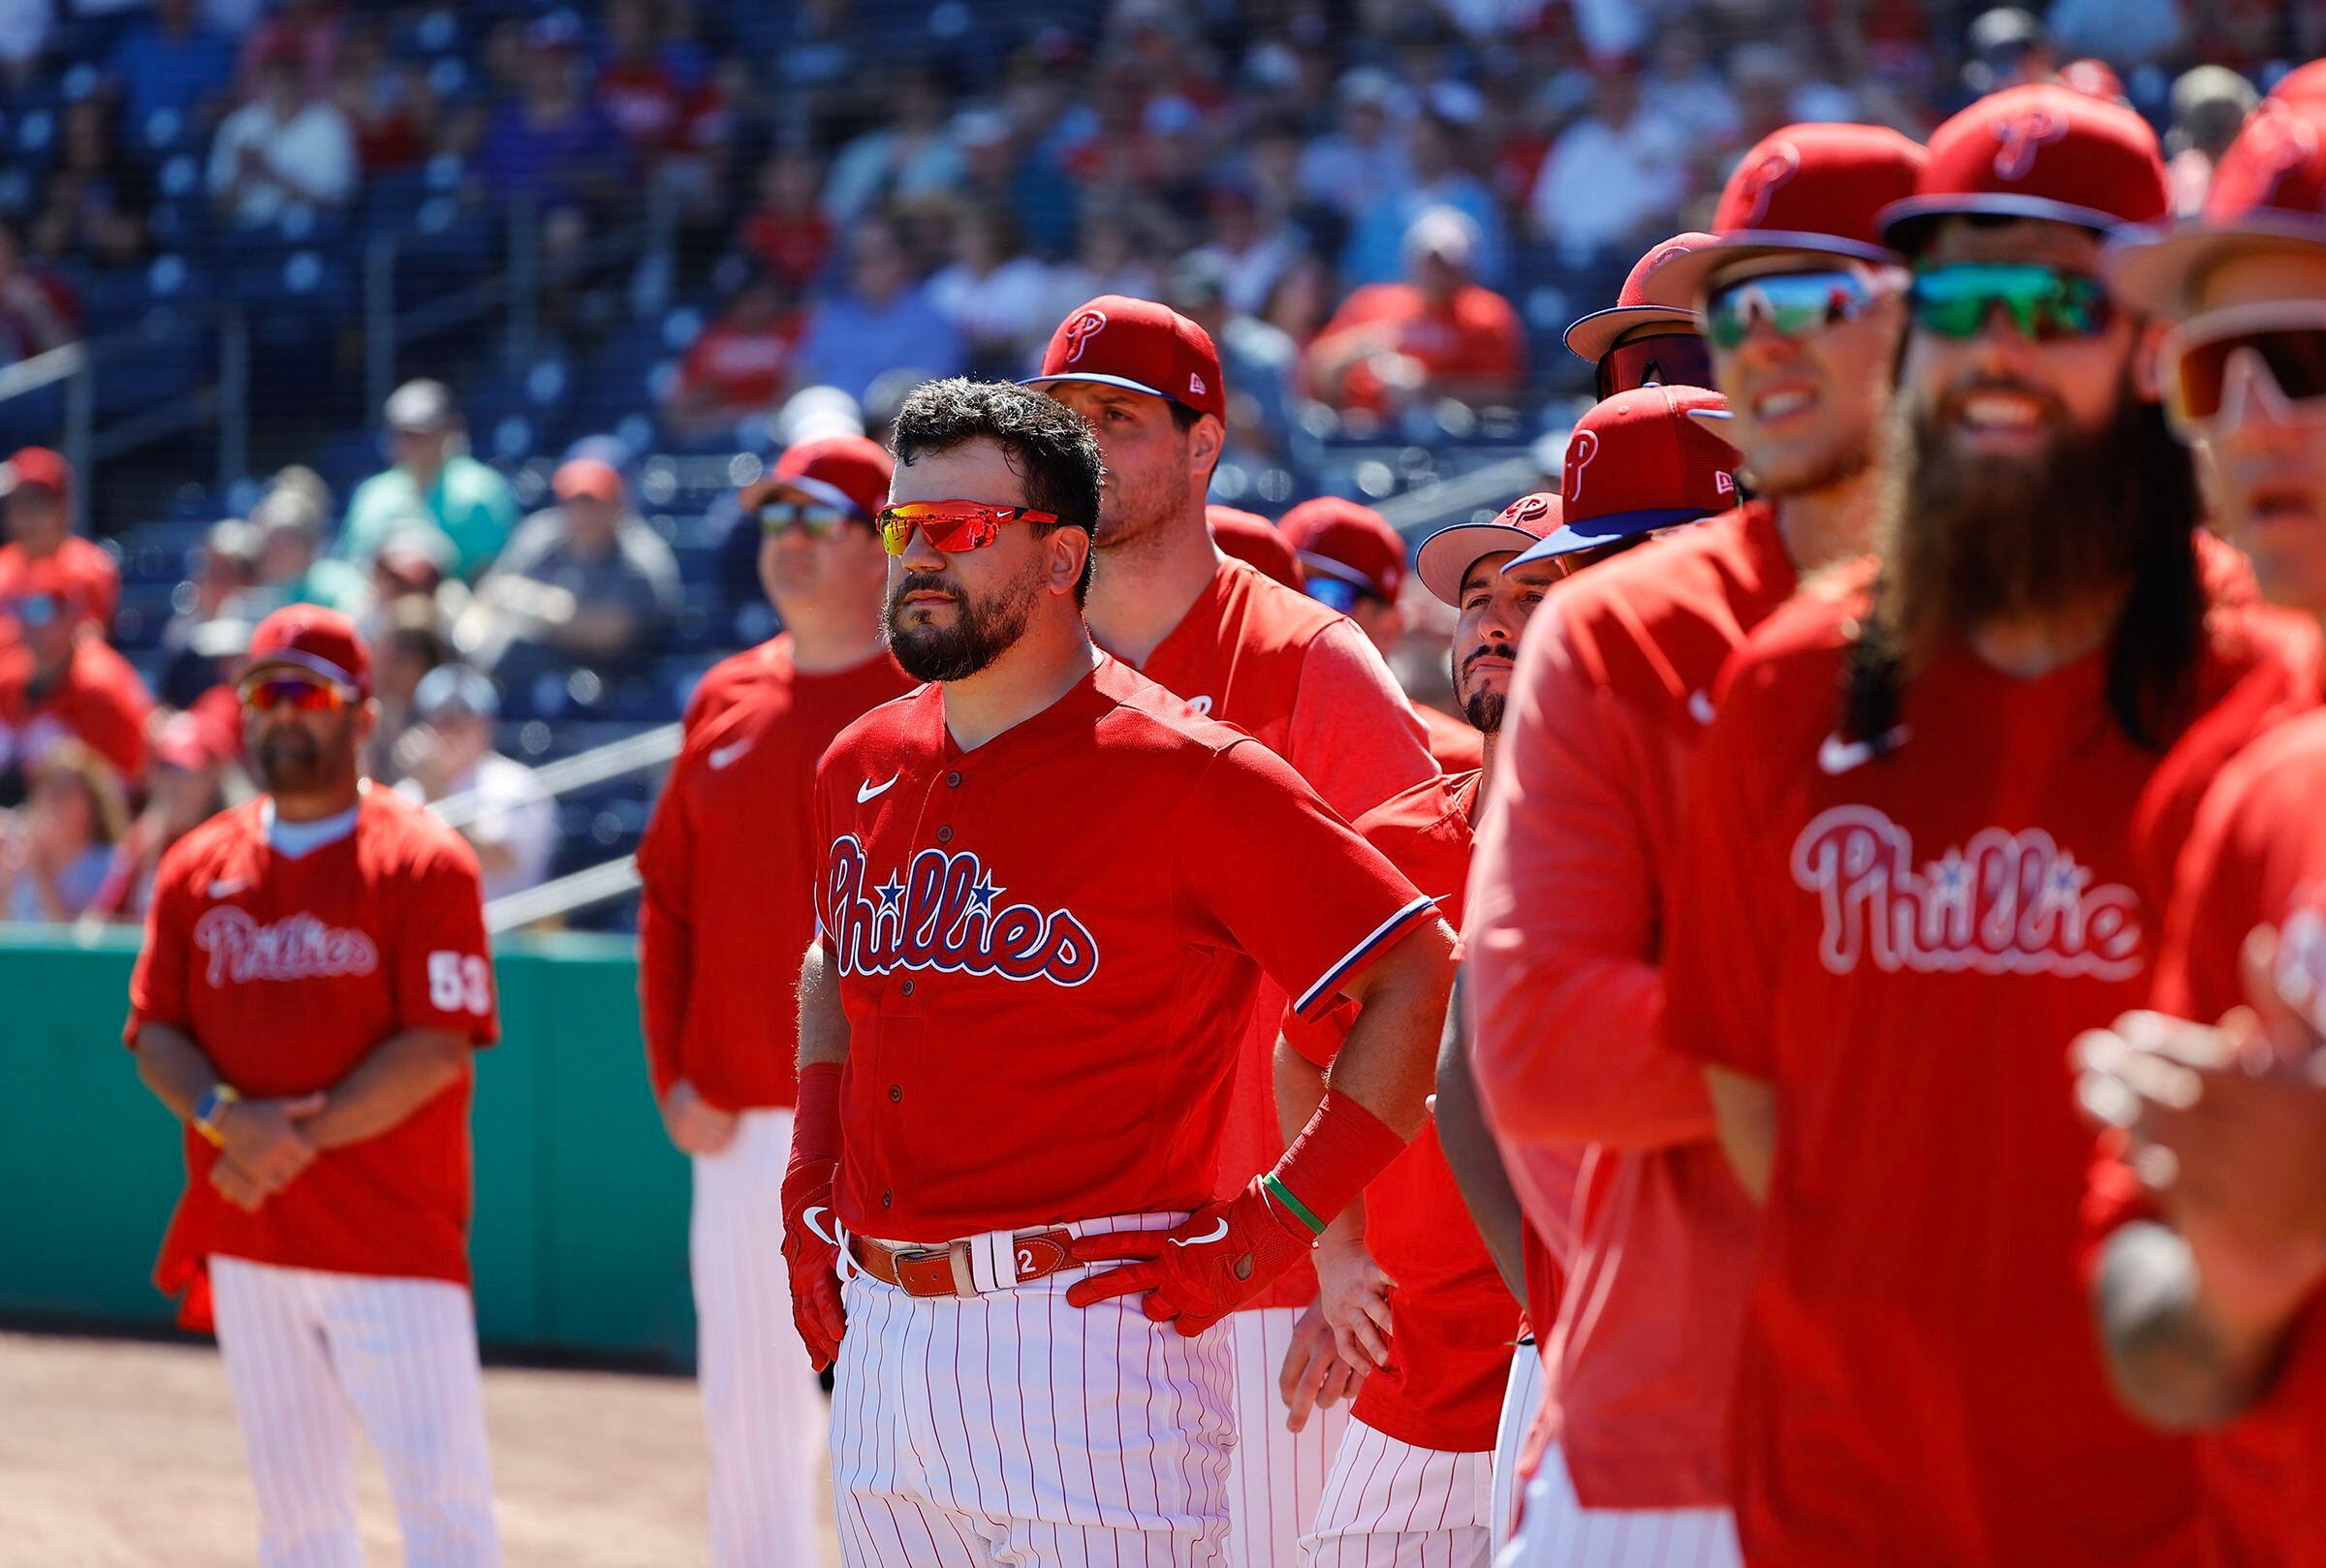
[681,434,898,735]
[779,376,1453,1564]
[1029,293,1438,1566]
[638,442,909,1568]
[125,605,502,1567]
[1465,121,1923,1568]
[2073,92,2326,1568]
[1663,85,2317,1567]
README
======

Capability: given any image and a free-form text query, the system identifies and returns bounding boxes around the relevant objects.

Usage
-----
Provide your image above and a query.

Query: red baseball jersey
[0,633,152,783]
[682,633,798,736]
[1467,501,1793,1510]
[811,656,1437,1242]
[124,788,498,1331]
[1129,552,1438,1308]
[1284,769,1515,1453]
[1663,565,2314,1567]
[638,643,912,1109]
[0,535,121,632]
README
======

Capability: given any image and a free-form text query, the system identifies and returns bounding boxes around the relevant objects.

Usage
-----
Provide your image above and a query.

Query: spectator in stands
[1343,94,1508,288]
[1960,7,2054,98]
[594,0,727,215]
[391,663,554,905]
[365,595,448,784]
[479,14,624,272]
[955,105,1076,262]
[1643,27,1744,144]
[2164,65,2258,215]
[663,268,802,443]
[1306,206,1524,419]
[0,448,116,635]
[1047,204,1164,321]
[737,147,833,294]
[88,711,234,923]
[1167,252,1300,460]
[822,63,964,224]
[249,469,364,612]
[206,37,359,230]
[1299,68,1410,221]
[155,517,261,708]
[0,560,152,798]
[1,738,128,923]
[0,221,79,363]
[31,99,152,267]
[791,215,965,406]
[330,22,432,177]
[339,380,519,581]
[2045,0,2183,70]
[109,0,239,136]
[927,203,1058,375]
[236,0,344,103]
[462,456,679,682]
[1182,179,1300,320]
[1527,52,1687,267]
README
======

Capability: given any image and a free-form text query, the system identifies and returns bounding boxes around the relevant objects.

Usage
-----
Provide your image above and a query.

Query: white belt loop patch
[968,1230,1014,1294]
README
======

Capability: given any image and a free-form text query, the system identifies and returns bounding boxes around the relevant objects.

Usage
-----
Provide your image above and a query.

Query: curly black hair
[889,377,1108,604]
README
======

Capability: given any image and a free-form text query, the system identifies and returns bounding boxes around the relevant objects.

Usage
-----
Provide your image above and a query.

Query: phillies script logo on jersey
[1789,805,2143,980]
[193,907,381,987]
[822,834,1099,987]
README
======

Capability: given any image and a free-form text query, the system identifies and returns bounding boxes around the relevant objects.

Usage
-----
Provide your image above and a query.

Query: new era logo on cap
[1024,295,1227,423]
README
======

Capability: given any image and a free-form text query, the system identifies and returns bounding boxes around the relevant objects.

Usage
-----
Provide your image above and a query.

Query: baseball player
[1027,295,1438,1568]
[1660,86,2315,1566]
[1207,505,1305,590]
[2073,92,2326,1566]
[1466,123,1926,1564]
[682,435,901,735]
[1278,492,1564,1567]
[125,605,502,1568]
[1561,233,1718,400]
[779,376,1456,1564]
[638,454,912,1566]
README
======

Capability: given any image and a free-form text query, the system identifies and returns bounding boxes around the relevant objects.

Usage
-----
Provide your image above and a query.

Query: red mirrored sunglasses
[876,500,1071,556]
[239,674,354,714]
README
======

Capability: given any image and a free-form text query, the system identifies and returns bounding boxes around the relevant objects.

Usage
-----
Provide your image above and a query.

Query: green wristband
[1262,1172,1326,1237]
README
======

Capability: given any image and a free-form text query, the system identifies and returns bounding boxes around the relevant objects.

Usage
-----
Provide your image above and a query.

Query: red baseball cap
[743,434,896,520]
[243,604,372,697]
[1206,505,1304,589]
[0,446,71,502]
[1880,83,2168,247]
[1415,492,1562,606]
[1639,124,1928,309]
[552,456,624,505]
[1564,232,1717,362]
[2272,60,2326,110]
[1023,295,1227,423]
[2105,96,2326,317]
[1509,386,1742,567]
[1279,496,1404,602]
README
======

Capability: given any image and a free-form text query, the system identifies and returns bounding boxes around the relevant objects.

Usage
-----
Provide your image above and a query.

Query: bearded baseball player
[1027,296,1438,1568]
[1661,85,2316,1566]
[1466,123,1925,1565]
[2072,93,2326,1567]
[638,444,911,1567]
[126,606,502,1567]
[779,377,1455,1566]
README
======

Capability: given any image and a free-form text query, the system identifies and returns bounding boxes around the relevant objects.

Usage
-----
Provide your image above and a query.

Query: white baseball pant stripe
[831,1212,1236,1566]
[208,1254,502,1568]
[1298,1416,1492,1567]
[1226,1304,1351,1568]
[1490,1345,1544,1559]
[1493,1446,1739,1568]
[692,1107,827,1568]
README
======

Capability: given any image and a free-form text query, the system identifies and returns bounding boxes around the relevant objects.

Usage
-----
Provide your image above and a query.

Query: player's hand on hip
[208,1154,274,1212]
[1278,1299,1366,1432]
[661,1080,739,1156]
[215,1093,326,1190]
[1312,1226,1397,1370]
[1063,1177,1312,1335]
[779,1156,847,1371]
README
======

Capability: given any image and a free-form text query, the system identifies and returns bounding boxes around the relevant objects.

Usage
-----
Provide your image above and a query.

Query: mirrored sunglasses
[759,500,852,538]
[1303,576,1378,614]
[1907,262,2113,344]
[2159,304,2326,440]
[238,674,352,714]
[876,500,1069,556]
[1597,329,1713,399]
[1704,267,1902,351]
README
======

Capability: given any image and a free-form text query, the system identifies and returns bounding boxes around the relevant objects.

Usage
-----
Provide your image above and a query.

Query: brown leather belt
[848,1228,1076,1299]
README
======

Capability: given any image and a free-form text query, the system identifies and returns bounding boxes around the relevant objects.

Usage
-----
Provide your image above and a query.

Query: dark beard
[885,570,1039,682]
[1871,366,2148,671]
[254,723,330,795]
[1451,643,1514,737]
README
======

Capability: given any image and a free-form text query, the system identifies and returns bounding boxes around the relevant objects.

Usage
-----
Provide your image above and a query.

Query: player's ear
[1185,413,1224,483]
[1043,525,1090,600]
[2130,317,2168,403]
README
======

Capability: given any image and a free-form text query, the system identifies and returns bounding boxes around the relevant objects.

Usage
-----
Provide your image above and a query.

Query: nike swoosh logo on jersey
[1687,689,1716,727]
[707,737,753,770]
[802,1205,836,1245]
[857,772,899,803]
[1170,1217,1231,1247]
[1185,695,1213,717]
[207,877,250,898]
[1816,726,1910,776]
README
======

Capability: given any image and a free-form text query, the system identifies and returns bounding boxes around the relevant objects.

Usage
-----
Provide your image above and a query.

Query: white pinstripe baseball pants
[691,1108,826,1568]
[1490,1346,1544,1559]
[1225,1305,1352,1568]
[1298,1418,1493,1568]
[830,1214,1236,1567]
[1494,1447,1739,1568]
[208,1254,502,1568]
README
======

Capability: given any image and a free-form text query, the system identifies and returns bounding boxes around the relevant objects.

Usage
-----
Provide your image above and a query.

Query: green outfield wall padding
[0,926,700,1365]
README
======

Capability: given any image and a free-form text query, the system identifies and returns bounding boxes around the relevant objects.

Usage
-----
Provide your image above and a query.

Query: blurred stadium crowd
[0,0,2318,931]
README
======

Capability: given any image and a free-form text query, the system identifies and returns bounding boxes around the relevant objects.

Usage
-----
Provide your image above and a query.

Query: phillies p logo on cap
[1736,141,1803,226]
[1565,428,1601,504]
[1991,110,2068,179]
[1061,308,1108,365]
[1023,295,1228,423]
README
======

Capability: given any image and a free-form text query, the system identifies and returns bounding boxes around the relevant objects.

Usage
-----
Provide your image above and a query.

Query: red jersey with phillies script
[1284,768,1515,1453]
[124,787,497,1330]
[1664,564,2314,1568]
[1466,502,1792,1509]
[639,643,912,1109]
[812,655,1437,1242]
[1127,552,1437,1308]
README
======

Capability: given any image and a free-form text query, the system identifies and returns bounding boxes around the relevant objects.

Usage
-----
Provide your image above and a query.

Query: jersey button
[882,1189,893,1208]
[899,978,915,997]
[888,1083,902,1104]
[935,825,954,844]
[945,770,961,788]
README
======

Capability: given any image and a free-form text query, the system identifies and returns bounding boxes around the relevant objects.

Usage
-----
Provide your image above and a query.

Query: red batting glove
[1063,1176,1313,1335]
[780,1063,848,1371]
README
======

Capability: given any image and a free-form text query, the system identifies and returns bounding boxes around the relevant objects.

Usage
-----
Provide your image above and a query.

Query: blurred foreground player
[125,606,502,1568]
[1662,86,2312,1566]
[638,453,909,1567]
[780,378,1455,1563]
[1473,121,1923,1565]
